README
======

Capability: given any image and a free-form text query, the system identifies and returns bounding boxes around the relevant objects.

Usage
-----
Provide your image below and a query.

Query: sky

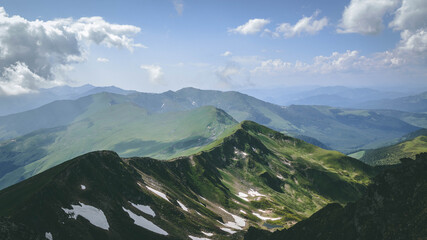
[0,0,426,95]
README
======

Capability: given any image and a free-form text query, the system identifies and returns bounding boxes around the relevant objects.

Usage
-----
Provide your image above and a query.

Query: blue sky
[0,0,426,94]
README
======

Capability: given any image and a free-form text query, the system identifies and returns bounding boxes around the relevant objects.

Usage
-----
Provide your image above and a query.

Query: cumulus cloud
[0,7,143,96]
[173,0,184,15]
[389,0,427,31]
[221,51,232,57]
[252,49,414,75]
[397,29,427,54]
[97,57,109,63]
[140,65,164,83]
[275,11,328,38]
[338,0,400,34]
[229,18,270,35]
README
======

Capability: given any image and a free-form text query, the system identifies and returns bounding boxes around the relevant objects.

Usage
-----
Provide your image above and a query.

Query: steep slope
[245,153,427,240]
[0,105,237,189]
[0,121,377,239]
[352,129,427,166]
[2,88,422,153]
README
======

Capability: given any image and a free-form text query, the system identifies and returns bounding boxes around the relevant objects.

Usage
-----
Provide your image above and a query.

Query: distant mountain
[0,121,377,239]
[0,88,423,154]
[245,153,427,240]
[0,84,135,116]
[358,91,427,113]
[0,103,237,189]
[351,129,427,166]
[242,86,409,108]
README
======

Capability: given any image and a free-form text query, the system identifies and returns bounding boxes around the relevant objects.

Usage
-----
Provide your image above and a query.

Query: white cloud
[215,63,240,87]
[173,0,184,16]
[0,62,59,95]
[389,0,427,30]
[0,7,143,96]
[229,19,270,35]
[140,65,164,83]
[275,11,328,38]
[97,57,109,63]
[221,51,232,57]
[338,0,400,34]
[397,29,427,53]
[252,49,413,75]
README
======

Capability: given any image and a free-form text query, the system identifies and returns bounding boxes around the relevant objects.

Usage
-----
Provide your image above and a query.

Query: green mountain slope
[353,129,427,166]
[1,88,422,153]
[245,153,427,240]
[0,105,237,189]
[0,121,377,239]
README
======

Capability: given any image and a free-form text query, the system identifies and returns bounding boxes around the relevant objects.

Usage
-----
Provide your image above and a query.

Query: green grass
[0,104,237,189]
[360,135,427,166]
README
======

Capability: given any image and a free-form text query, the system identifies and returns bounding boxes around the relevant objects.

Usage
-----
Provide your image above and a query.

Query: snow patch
[189,235,210,240]
[147,186,170,202]
[234,147,248,157]
[80,185,86,190]
[192,101,197,106]
[122,207,168,236]
[240,210,247,214]
[220,227,236,234]
[276,174,284,180]
[202,231,214,237]
[219,207,246,229]
[161,103,165,108]
[177,200,189,212]
[252,212,281,221]
[237,192,249,202]
[248,189,265,197]
[45,232,53,240]
[62,202,109,230]
[130,202,156,217]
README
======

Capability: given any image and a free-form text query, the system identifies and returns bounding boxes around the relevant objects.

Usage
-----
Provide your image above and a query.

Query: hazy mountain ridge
[358,91,427,113]
[3,87,423,151]
[0,84,136,117]
[0,121,377,239]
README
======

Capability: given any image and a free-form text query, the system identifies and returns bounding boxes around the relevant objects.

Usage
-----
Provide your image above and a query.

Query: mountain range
[0,121,377,239]
[1,86,426,190]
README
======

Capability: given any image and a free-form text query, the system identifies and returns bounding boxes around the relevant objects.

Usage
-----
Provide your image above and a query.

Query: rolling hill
[0,84,135,117]
[244,153,427,240]
[0,88,423,153]
[0,104,237,190]
[0,121,377,239]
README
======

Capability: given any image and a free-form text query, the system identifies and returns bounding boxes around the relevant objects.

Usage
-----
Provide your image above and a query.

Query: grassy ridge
[0,121,377,239]
[0,105,237,189]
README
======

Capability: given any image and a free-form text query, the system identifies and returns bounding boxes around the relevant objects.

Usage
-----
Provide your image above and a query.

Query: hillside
[352,129,427,166]
[1,88,423,153]
[244,153,427,240]
[0,84,135,117]
[359,91,427,113]
[0,105,237,190]
[0,121,377,239]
